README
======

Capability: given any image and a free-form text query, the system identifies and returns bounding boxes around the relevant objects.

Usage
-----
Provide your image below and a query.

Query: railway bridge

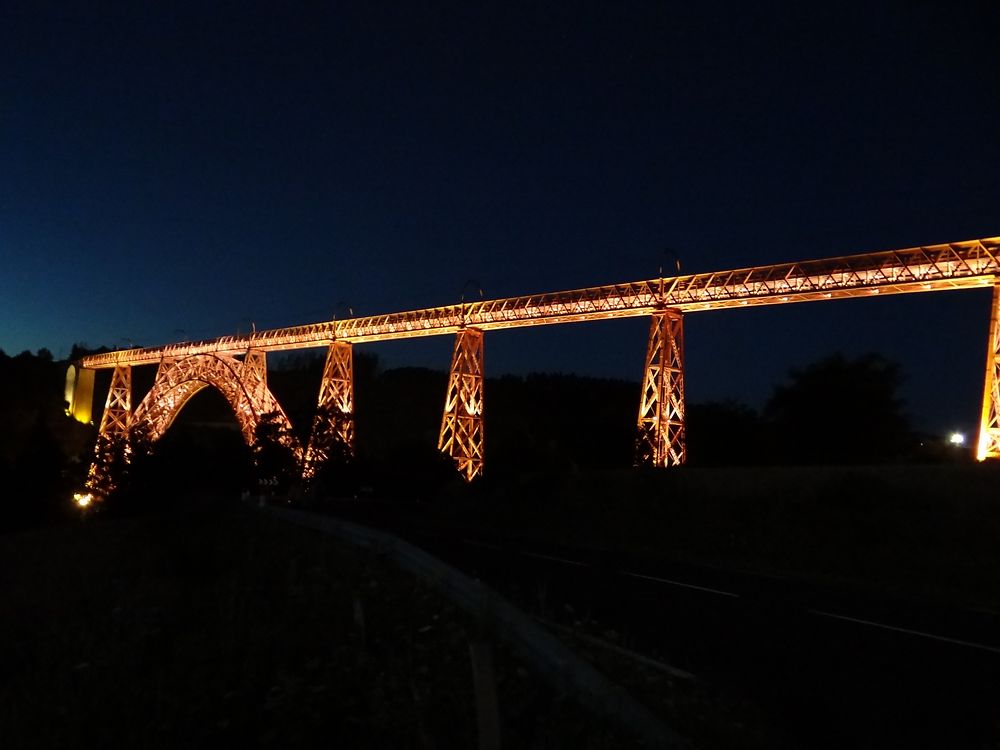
[68,235,1000,491]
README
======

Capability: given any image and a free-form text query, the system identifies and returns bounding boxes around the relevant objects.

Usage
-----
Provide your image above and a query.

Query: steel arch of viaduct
[131,352,297,451]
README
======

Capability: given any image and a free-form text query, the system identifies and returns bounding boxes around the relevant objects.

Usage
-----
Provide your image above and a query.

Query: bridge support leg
[100,364,133,438]
[86,364,133,493]
[636,309,686,467]
[439,327,485,481]
[236,350,269,445]
[304,341,355,479]
[977,283,1000,460]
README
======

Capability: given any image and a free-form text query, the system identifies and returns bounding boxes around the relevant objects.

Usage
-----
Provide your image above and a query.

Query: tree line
[0,345,962,530]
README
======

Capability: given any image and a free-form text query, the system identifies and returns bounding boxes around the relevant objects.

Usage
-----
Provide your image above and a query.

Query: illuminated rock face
[66,365,95,424]
[64,365,75,412]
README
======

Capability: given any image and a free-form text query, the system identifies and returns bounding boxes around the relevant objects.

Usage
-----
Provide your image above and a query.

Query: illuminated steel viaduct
[68,236,1000,487]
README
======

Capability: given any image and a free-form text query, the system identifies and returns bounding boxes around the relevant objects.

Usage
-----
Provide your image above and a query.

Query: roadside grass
[0,501,637,749]
[436,463,1000,612]
[9,460,994,749]
[539,617,783,750]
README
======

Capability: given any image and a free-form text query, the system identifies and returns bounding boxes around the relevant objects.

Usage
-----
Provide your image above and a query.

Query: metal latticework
[131,352,298,451]
[303,341,355,478]
[86,364,133,493]
[79,236,1000,368]
[439,328,485,481]
[238,350,268,420]
[978,284,1000,460]
[72,234,1000,477]
[636,310,686,467]
[99,365,132,438]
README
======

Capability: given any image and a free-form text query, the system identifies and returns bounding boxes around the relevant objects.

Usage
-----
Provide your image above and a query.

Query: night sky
[3,2,999,435]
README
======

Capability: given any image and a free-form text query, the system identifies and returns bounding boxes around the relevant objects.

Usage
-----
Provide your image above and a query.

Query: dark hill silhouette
[0,345,937,527]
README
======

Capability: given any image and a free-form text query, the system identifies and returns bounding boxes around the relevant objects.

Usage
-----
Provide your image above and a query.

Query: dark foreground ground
[320,463,1000,749]
[0,501,641,749]
[430,463,1000,613]
[6,461,1000,749]
[333,516,1000,750]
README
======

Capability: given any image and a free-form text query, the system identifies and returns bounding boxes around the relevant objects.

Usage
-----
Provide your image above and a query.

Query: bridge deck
[80,236,1000,368]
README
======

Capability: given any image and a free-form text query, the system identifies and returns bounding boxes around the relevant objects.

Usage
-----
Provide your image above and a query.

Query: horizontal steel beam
[80,236,1000,369]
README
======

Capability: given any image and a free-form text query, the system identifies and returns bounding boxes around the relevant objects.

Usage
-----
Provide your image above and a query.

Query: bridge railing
[79,236,1000,369]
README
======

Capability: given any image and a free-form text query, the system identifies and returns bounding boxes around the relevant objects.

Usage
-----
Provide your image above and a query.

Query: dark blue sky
[2,2,999,434]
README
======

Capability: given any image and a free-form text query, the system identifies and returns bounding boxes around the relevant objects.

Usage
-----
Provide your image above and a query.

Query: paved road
[321,502,1000,749]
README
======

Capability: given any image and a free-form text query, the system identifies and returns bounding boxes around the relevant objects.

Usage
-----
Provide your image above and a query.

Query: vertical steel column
[304,341,355,478]
[241,349,268,401]
[99,364,132,439]
[439,327,485,481]
[236,350,268,445]
[87,363,133,493]
[977,282,1000,460]
[636,309,686,467]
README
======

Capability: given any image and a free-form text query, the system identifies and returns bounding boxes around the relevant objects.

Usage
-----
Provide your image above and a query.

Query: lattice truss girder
[80,237,1000,368]
[131,351,299,454]
[439,327,485,481]
[978,283,1000,460]
[636,310,686,467]
[303,341,355,478]
[98,364,132,438]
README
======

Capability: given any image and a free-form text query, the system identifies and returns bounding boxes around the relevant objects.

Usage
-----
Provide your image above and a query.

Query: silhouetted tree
[90,422,155,511]
[69,343,111,361]
[2,413,69,529]
[0,349,106,526]
[122,421,254,508]
[252,411,299,492]
[686,400,765,466]
[372,440,457,501]
[306,404,356,497]
[764,353,916,464]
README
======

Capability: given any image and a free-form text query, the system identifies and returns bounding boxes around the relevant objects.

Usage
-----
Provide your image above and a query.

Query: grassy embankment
[436,462,1000,612]
[0,501,640,749]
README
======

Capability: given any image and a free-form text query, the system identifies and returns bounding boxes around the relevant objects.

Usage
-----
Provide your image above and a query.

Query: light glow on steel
[636,310,686,467]
[438,327,485,480]
[78,237,1000,369]
[132,351,298,450]
[303,341,355,478]
[978,282,1000,461]
[74,235,1000,484]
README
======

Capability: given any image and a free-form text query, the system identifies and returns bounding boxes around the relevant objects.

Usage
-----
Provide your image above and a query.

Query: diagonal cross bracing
[130,352,296,449]
[978,283,1000,460]
[439,328,485,481]
[636,310,686,467]
[99,365,132,437]
[303,341,355,478]
[79,236,1000,369]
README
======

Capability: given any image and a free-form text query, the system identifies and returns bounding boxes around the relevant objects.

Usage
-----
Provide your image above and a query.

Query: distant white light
[948,432,966,446]
[73,492,93,508]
